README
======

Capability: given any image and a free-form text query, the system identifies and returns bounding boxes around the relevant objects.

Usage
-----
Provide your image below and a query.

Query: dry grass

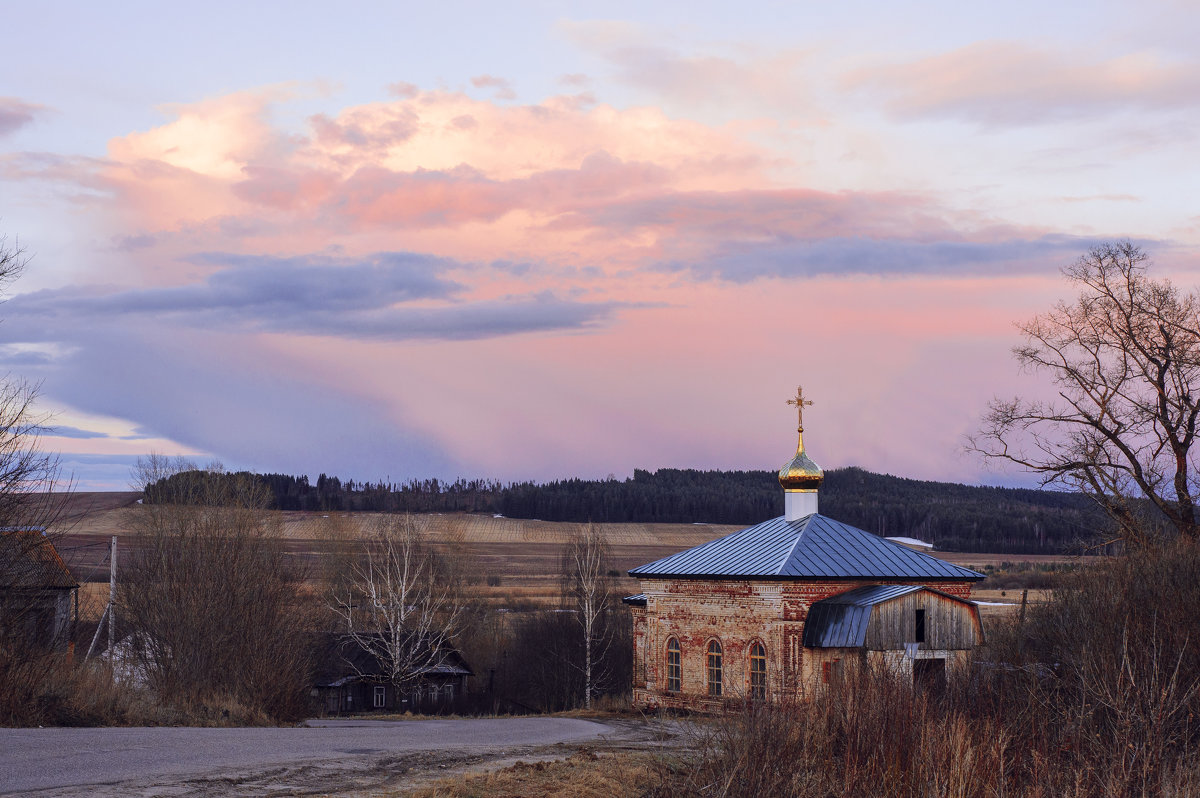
[0,651,261,727]
[403,749,662,798]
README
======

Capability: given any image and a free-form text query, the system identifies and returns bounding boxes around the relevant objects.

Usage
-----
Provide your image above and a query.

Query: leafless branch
[332,514,468,690]
[968,242,1200,545]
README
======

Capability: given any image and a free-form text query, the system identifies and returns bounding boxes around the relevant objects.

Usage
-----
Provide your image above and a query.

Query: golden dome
[779,385,823,491]
[779,429,824,491]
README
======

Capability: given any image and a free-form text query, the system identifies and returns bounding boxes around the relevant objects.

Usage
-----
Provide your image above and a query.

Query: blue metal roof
[816,584,928,607]
[622,593,648,606]
[628,514,984,581]
[802,584,978,647]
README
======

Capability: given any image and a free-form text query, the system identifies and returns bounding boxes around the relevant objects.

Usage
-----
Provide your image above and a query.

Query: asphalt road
[0,717,614,795]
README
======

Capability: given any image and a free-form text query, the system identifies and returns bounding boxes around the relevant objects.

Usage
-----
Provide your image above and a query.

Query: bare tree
[119,457,311,721]
[333,514,468,691]
[971,242,1200,547]
[0,235,72,654]
[562,523,614,709]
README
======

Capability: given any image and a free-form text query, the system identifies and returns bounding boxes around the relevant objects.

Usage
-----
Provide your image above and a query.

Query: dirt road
[0,716,656,797]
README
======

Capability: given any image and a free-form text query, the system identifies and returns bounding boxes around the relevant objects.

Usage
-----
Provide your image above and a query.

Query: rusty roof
[0,529,77,590]
[628,514,983,581]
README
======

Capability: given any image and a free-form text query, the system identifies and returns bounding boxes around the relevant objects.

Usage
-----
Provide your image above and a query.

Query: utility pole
[107,535,116,661]
[85,536,117,663]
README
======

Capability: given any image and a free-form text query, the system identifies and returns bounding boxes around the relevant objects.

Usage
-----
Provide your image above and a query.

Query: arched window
[666,637,681,693]
[707,640,723,697]
[749,641,767,700]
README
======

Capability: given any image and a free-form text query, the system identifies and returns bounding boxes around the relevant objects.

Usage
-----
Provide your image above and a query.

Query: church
[624,388,985,711]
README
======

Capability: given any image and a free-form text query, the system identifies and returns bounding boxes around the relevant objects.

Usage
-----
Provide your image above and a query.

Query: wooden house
[311,632,472,715]
[0,528,77,652]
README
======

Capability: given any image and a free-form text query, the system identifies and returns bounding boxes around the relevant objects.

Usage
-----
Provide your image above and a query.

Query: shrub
[0,649,161,726]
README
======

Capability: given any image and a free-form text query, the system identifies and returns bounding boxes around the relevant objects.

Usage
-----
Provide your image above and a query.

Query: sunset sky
[3,1,1199,490]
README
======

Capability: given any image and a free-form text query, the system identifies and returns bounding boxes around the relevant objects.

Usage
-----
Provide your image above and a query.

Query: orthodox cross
[787,386,813,431]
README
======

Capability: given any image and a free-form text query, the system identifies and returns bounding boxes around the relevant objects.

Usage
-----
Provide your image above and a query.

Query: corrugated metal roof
[0,530,77,590]
[628,514,983,581]
[622,593,648,606]
[802,584,978,647]
[816,584,927,606]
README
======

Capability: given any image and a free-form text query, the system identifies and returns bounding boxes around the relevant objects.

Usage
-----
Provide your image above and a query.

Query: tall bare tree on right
[971,242,1200,548]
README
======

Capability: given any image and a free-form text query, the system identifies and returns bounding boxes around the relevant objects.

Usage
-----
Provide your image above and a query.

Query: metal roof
[802,584,979,647]
[622,593,648,607]
[0,529,77,590]
[628,514,983,581]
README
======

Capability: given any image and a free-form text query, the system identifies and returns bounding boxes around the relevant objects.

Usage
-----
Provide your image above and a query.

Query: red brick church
[624,388,984,711]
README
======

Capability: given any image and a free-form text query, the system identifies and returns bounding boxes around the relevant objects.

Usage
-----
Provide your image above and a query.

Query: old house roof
[628,514,983,581]
[0,528,77,590]
[311,632,473,688]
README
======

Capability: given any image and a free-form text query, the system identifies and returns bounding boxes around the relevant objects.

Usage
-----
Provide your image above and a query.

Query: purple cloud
[0,251,629,344]
[0,98,44,137]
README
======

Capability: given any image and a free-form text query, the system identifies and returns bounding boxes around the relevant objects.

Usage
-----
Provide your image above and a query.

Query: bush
[0,649,159,726]
[120,461,313,723]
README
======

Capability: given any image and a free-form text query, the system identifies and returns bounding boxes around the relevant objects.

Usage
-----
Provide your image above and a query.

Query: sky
[2,1,1199,491]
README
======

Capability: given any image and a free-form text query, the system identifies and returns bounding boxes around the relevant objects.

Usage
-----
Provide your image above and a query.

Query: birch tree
[334,514,467,690]
[562,522,613,709]
[971,242,1200,547]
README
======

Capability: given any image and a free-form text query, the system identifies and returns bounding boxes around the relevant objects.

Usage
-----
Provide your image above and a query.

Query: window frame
[706,639,723,698]
[666,637,682,693]
[373,684,386,708]
[749,640,767,700]
[915,608,927,644]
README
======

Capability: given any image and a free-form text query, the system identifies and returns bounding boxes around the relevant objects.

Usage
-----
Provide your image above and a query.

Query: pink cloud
[845,42,1200,125]
[387,82,419,99]
[470,74,516,100]
[63,88,771,269]
[11,84,1090,286]
[562,21,815,119]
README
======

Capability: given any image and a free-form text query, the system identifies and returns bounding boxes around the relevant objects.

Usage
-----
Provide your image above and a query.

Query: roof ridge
[776,514,810,574]
[629,512,985,580]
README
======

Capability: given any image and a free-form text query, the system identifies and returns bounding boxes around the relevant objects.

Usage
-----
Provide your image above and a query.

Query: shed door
[913,658,945,691]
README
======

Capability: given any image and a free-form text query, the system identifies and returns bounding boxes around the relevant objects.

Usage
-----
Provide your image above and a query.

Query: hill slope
[148,467,1105,554]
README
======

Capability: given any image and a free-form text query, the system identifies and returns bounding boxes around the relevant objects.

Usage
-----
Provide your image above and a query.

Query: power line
[58,540,112,552]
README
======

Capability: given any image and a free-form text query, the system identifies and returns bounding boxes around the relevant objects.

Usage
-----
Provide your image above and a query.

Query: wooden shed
[802,584,983,688]
[0,528,78,652]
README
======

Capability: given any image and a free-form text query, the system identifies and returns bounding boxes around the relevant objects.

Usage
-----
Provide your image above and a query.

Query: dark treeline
[144,466,1105,554]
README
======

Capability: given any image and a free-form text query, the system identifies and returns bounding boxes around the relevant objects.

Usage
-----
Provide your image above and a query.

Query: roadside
[0,715,683,797]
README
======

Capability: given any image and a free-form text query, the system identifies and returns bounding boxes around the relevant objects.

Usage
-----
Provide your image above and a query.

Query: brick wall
[631,577,976,712]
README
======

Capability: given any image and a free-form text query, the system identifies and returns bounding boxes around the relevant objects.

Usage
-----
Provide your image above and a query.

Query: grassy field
[53,494,1084,618]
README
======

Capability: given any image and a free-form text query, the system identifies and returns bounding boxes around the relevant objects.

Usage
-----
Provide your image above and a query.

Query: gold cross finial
[787,386,813,431]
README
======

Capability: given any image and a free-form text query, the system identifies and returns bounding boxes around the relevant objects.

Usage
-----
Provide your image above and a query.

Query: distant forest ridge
[144,466,1107,554]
